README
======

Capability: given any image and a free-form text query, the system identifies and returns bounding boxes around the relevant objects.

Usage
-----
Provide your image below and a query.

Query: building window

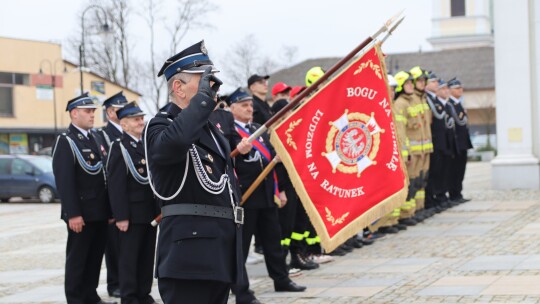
[451,0,466,17]
[0,72,29,85]
[0,87,14,116]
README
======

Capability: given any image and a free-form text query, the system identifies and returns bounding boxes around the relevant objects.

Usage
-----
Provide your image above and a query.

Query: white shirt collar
[438,97,448,105]
[73,124,89,138]
[450,96,462,104]
[126,132,141,142]
[234,120,250,129]
[108,120,123,133]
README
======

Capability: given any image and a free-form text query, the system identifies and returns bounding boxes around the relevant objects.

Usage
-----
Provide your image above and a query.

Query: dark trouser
[426,150,451,208]
[278,188,300,254]
[65,221,108,304]
[158,278,230,304]
[105,222,120,294]
[448,150,468,200]
[232,207,289,304]
[118,224,157,304]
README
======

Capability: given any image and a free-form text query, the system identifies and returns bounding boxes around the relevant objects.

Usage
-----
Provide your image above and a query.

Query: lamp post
[79,5,110,93]
[39,59,66,136]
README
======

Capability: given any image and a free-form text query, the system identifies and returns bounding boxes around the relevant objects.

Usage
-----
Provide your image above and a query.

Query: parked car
[0,155,58,203]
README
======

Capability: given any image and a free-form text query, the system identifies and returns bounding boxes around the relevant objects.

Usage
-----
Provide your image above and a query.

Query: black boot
[289,252,319,270]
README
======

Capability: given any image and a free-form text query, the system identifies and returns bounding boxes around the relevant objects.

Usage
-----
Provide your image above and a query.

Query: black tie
[245,124,251,131]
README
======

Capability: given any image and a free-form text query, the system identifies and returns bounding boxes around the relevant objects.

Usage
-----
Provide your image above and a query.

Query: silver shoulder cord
[426,97,455,129]
[119,142,149,185]
[143,118,238,210]
[448,101,468,126]
[65,135,103,175]
[101,129,112,147]
[144,119,190,201]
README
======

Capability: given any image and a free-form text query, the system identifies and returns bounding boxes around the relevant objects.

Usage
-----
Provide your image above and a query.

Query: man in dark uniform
[247,74,272,125]
[97,91,128,298]
[425,77,456,212]
[209,95,238,150]
[228,87,306,304]
[448,78,473,203]
[52,93,116,304]
[107,102,159,304]
[144,40,252,304]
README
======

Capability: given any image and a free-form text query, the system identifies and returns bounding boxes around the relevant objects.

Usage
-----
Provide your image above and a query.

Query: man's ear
[174,79,186,99]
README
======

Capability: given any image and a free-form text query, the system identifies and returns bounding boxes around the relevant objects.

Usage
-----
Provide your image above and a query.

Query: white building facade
[492,0,540,189]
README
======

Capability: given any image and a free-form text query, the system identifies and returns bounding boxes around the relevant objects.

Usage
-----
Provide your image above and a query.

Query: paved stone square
[1,162,540,303]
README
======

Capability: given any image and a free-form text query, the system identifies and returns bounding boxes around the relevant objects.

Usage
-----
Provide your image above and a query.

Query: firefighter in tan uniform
[393,71,420,226]
[368,74,405,234]
[409,66,434,220]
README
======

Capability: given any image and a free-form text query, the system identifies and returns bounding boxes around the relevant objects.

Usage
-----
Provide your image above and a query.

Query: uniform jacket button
[201,101,207,107]
[192,231,197,235]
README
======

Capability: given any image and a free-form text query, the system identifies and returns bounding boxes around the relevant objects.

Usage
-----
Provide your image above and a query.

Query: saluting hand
[198,66,223,99]
[68,216,85,233]
[116,220,129,232]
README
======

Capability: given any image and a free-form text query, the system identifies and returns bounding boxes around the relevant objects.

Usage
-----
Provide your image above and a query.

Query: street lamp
[79,4,110,93]
[39,59,66,136]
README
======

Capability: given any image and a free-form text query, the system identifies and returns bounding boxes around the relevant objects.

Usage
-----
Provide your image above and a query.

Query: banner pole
[230,10,405,158]
[240,157,279,206]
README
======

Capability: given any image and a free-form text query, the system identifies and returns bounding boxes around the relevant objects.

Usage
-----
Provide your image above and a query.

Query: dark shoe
[460,198,471,203]
[96,300,118,304]
[413,214,425,223]
[249,299,263,304]
[340,243,354,252]
[393,223,407,230]
[274,280,307,292]
[107,289,121,298]
[328,247,347,256]
[399,218,417,226]
[254,245,263,255]
[346,237,363,248]
[379,226,399,234]
[359,235,375,245]
[290,253,319,270]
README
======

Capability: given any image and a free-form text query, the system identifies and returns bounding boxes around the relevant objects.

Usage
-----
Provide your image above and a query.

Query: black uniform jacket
[234,122,277,209]
[428,93,456,156]
[107,134,159,224]
[53,124,110,222]
[209,108,237,150]
[97,123,123,167]
[145,95,244,284]
[252,95,273,125]
[449,97,473,152]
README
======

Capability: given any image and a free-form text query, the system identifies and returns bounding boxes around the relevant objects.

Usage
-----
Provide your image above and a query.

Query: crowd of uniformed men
[51,40,472,304]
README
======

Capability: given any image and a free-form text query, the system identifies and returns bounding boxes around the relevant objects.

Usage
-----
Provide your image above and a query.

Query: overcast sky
[0,0,433,90]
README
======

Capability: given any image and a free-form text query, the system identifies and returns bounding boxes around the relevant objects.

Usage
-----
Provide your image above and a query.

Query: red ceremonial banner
[270,45,408,252]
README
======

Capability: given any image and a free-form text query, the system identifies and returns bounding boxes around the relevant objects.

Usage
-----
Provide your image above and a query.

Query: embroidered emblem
[323,110,383,177]
[131,141,137,148]
[78,134,84,140]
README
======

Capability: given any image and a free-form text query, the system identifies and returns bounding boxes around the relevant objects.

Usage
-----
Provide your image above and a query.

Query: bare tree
[141,0,218,112]
[222,35,297,88]
[81,0,134,88]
